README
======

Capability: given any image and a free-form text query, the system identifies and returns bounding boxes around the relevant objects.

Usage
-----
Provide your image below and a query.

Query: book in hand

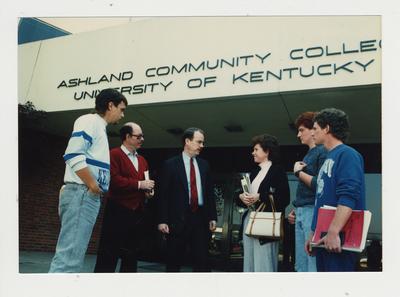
[311,205,372,253]
[240,173,251,193]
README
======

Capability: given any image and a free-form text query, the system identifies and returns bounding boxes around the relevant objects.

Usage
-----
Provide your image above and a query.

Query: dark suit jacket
[157,154,217,234]
[237,163,290,244]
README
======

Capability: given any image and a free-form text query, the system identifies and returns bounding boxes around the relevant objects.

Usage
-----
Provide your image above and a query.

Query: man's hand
[316,205,352,253]
[86,179,102,196]
[288,209,296,225]
[293,161,307,173]
[140,179,155,191]
[305,232,315,256]
[75,167,102,196]
[209,220,217,232]
[158,223,169,234]
[145,189,155,199]
[316,230,342,253]
[88,183,102,195]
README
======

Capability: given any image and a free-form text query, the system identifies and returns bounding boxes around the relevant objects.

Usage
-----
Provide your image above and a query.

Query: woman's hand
[247,193,260,205]
[239,192,252,206]
[239,192,260,206]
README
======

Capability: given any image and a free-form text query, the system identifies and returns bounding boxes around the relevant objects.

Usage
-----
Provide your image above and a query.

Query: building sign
[19,16,381,112]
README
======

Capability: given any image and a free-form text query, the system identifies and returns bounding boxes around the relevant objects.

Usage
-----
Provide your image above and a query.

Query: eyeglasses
[131,134,144,139]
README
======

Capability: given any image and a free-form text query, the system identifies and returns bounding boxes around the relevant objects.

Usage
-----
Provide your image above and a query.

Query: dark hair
[95,88,127,115]
[251,134,280,162]
[295,111,316,129]
[119,124,133,142]
[182,127,204,146]
[313,108,350,142]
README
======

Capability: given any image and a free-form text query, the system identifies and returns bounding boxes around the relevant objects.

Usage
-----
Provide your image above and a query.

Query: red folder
[311,206,371,252]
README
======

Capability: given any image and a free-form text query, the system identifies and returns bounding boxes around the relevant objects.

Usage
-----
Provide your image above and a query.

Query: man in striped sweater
[49,88,127,273]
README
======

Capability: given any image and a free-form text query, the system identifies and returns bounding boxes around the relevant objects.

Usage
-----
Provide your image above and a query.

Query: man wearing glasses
[94,122,155,272]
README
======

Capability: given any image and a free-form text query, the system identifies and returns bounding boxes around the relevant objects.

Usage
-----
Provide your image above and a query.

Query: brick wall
[19,128,105,254]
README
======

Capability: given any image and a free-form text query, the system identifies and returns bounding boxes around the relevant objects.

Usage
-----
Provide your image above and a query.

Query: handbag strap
[256,201,266,212]
[268,193,277,213]
[248,202,265,235]
[269,194,277,237]
[247,194,279,238]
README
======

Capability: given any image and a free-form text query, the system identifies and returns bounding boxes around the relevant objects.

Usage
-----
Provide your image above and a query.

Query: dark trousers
[166,208,211,272]
[316,249,359,272]
[94,200,144,273]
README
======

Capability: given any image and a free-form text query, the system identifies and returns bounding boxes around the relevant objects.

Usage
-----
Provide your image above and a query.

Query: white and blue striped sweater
[63,113,110,192]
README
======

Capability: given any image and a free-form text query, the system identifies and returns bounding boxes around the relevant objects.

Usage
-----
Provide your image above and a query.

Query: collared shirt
[250,160,272,194]
[120,144,141,189]
[182,152,204,206]
[120,144,139,171]
[63,113,110,192]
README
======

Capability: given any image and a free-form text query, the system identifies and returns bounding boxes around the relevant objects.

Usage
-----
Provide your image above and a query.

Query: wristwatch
[294,170,302,178]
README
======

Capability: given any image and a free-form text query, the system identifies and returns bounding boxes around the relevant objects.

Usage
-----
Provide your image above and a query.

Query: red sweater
[107,147,149,210]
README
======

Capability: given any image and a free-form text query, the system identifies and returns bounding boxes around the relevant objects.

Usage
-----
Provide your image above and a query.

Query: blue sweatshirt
[311,144,366,231]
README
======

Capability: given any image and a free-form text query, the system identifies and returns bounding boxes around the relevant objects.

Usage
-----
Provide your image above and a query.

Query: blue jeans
[49,183,101,273]
[295,205,317,272]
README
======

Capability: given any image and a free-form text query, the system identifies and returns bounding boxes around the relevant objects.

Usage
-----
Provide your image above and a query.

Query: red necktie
[190,158,199,212]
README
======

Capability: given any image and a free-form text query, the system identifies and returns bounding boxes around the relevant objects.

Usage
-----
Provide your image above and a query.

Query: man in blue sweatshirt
[305,108,366,272]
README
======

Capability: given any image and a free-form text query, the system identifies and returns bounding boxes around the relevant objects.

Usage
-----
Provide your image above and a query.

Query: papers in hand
[241,173,251,194]
[144,170,154,197]
[311,205,372,252]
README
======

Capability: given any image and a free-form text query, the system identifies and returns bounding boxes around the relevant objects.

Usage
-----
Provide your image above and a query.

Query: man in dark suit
[157,127,217,272]
[94,122,155,272]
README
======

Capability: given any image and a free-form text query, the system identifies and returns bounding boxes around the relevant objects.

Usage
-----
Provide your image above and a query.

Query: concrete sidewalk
[19,251,192,273]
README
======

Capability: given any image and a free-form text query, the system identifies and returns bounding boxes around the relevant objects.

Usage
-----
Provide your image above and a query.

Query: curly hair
[313,108,350,142]
[251,134,280,162]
